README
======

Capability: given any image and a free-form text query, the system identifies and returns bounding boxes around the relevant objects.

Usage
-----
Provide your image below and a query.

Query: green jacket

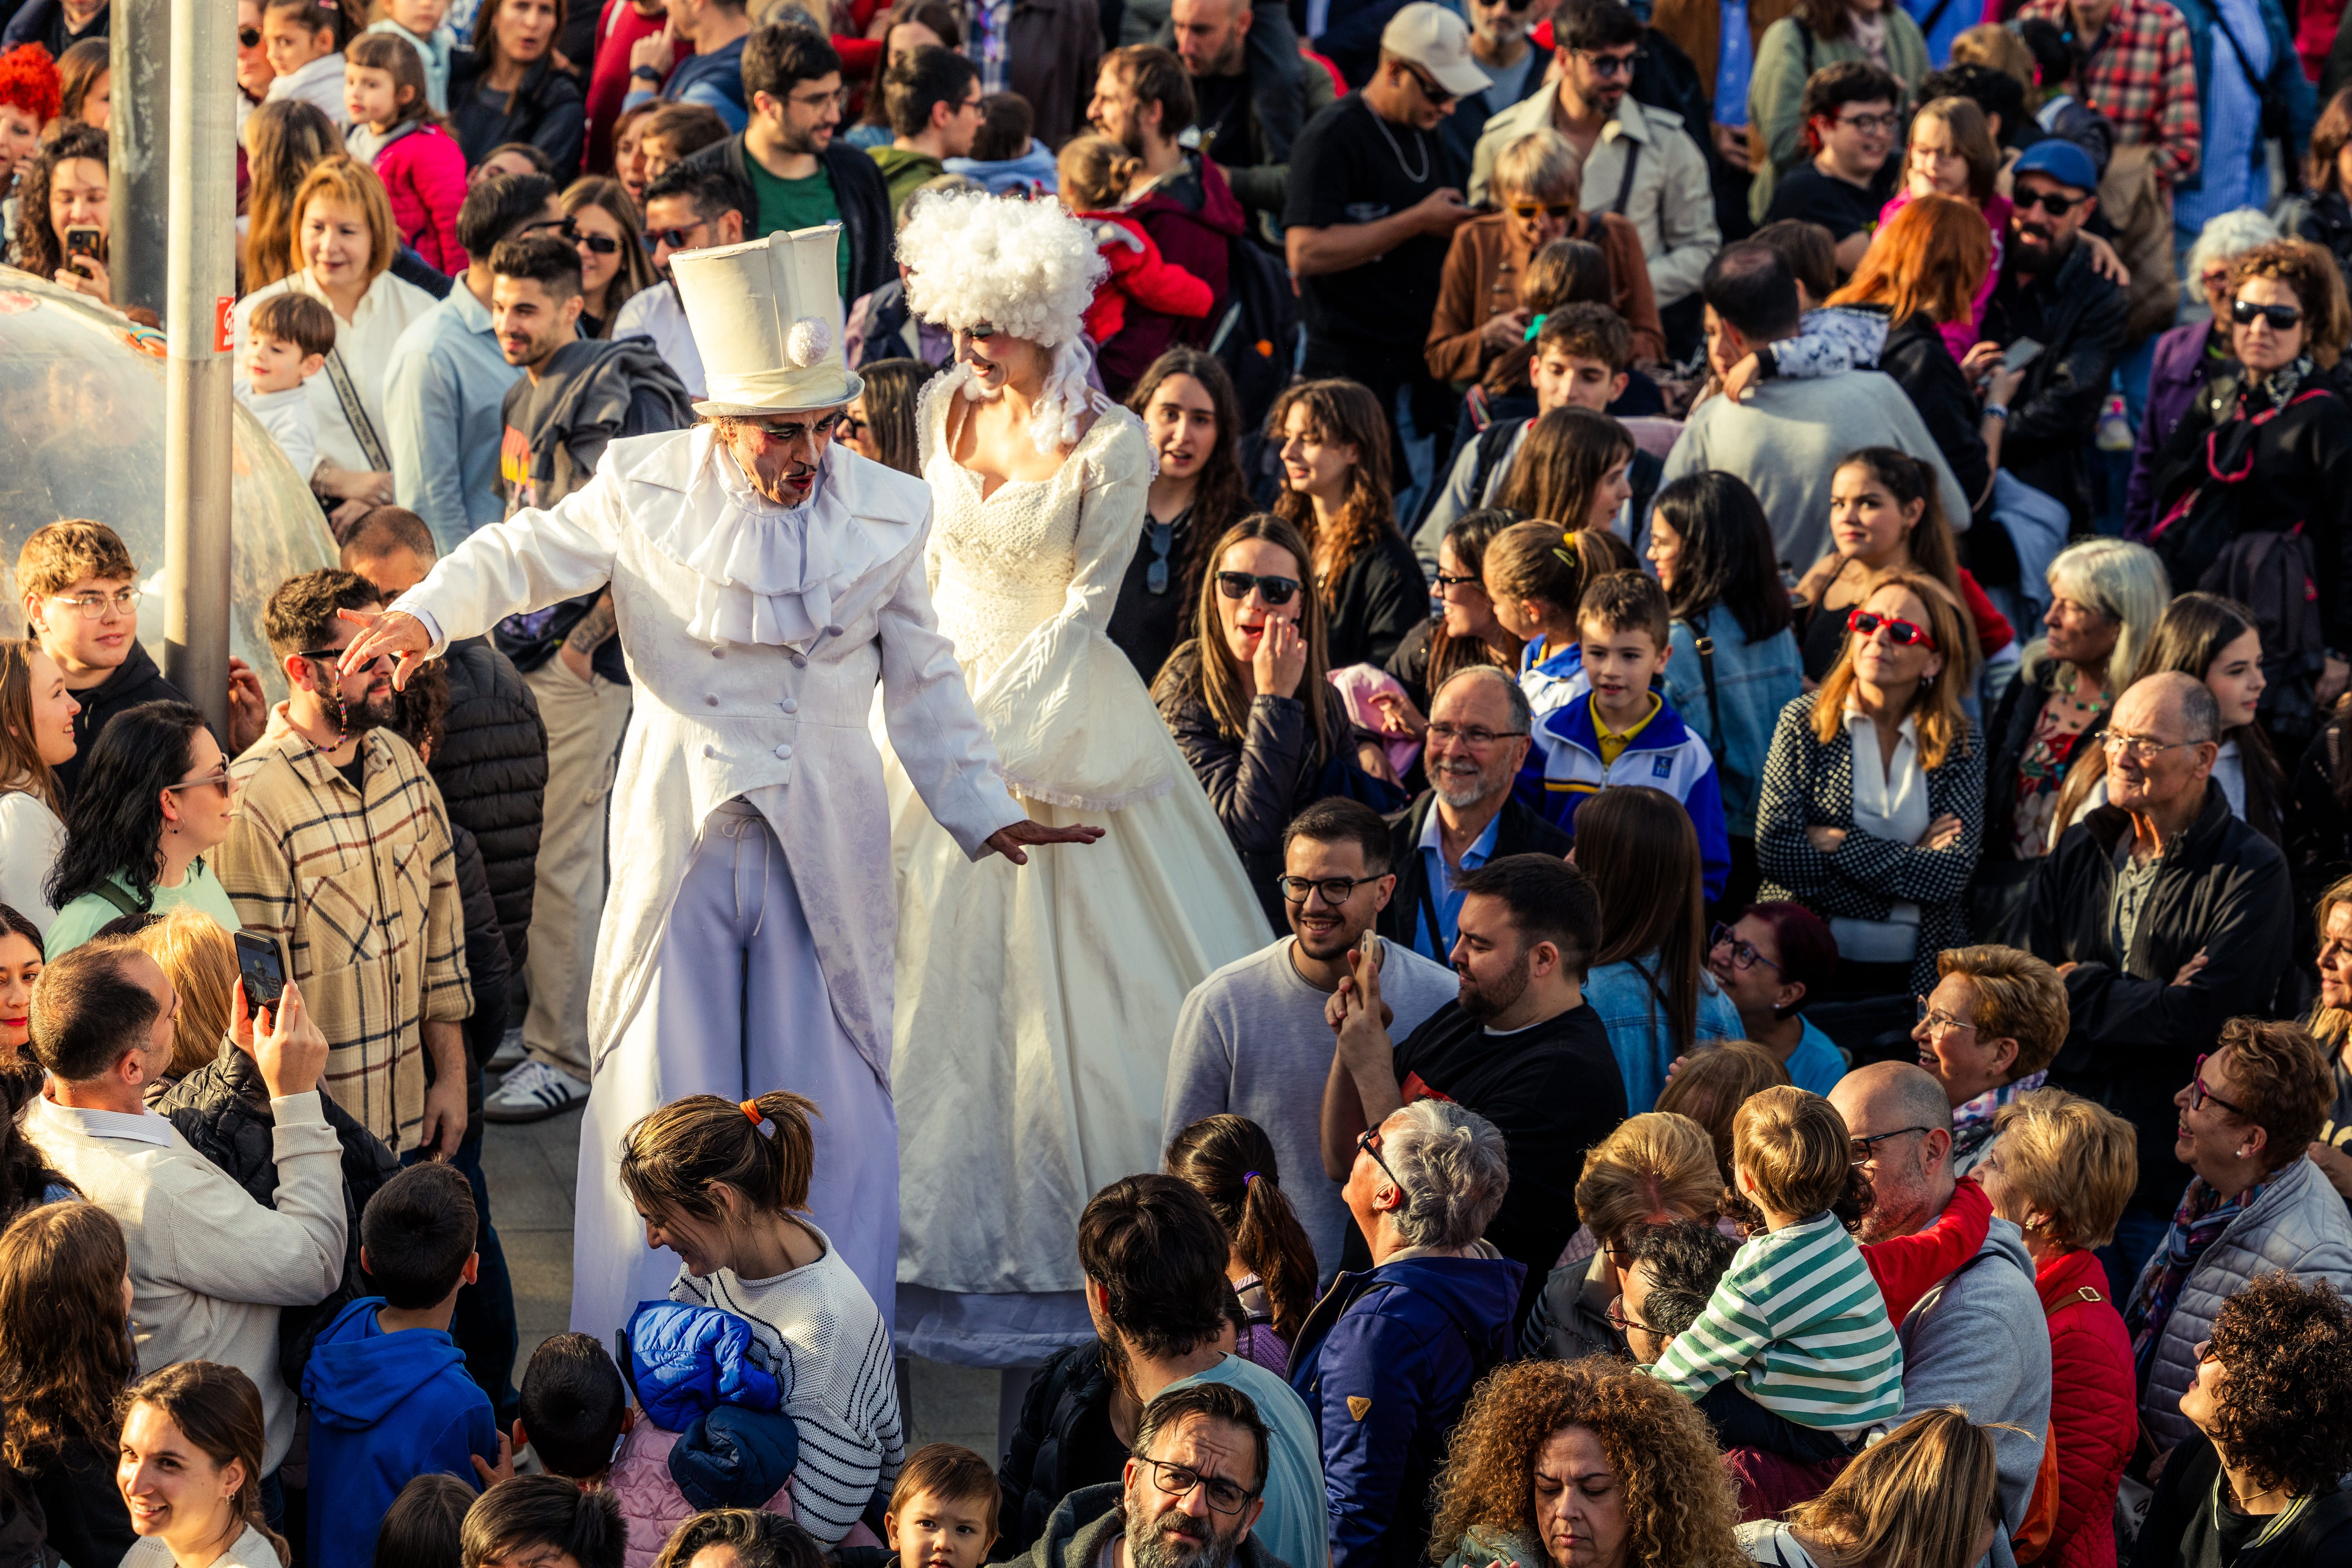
[869,144,944,225]
[1744,11,1928,223]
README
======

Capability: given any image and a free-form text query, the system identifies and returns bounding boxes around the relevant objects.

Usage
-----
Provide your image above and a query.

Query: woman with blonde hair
[230,153,436,527]
[1522,1111,1724,1361]
[1739,1406,2006,1568]
[1265,379,1426,668]
[560,174,654,338]
[133,908,242,1084]
[1431,1357,1750,1568]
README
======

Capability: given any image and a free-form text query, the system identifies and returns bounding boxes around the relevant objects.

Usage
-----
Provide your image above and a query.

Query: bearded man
[336,227,1097,1338]
[1322,849,1624,1331]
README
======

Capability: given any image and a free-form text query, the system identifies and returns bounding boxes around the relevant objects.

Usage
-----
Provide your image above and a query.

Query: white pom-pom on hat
[786,316,832,369]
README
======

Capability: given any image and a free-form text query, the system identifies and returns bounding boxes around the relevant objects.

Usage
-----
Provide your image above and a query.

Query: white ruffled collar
[639,431,880,650]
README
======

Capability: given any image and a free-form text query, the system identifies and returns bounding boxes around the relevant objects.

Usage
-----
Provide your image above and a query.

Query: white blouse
[230,268,437,479]
[0,789,64,931]
[1835,702,1928,964]
[120,1523,285,1568]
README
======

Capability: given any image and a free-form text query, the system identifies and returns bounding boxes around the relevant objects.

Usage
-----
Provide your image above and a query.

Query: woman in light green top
[43,701,241,958]
[1745,0,1929,223]
[118,1362,290,1568]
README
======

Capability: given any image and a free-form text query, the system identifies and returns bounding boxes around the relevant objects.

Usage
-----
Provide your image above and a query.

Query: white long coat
[391,426,1025,1084]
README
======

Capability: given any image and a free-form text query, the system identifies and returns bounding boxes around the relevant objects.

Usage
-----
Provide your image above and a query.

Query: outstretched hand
[335,606,434,690]
[984,818,1106,864]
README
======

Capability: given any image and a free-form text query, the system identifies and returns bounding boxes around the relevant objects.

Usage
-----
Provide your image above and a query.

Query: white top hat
[670,224,864,417]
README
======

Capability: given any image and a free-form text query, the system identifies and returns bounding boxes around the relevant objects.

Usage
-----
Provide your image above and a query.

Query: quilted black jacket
[995,1342,1126,1560]
[432,636,547,970]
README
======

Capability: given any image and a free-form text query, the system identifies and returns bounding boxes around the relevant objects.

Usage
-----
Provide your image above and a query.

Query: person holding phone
[16,124,111,306]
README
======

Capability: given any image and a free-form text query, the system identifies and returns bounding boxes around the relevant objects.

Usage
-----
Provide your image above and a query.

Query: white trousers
[568,798,900,1342]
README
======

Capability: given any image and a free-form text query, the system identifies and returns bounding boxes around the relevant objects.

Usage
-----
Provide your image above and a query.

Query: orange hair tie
[740,1099,763,1125]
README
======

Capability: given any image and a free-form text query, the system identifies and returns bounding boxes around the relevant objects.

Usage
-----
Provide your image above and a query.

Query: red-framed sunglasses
[1846,607,1938,651]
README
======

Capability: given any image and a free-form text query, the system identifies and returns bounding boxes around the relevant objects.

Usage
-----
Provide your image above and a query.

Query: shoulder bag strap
[1610,136,1641,217]
[1690,607,1723,741]
[322,344,392,474]
[90,878,145,918]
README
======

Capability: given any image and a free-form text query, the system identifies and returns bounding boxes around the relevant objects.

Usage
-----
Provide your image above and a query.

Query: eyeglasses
[1134,1457,1258,1516]
[1357,1127,1404,1193]
[2188,1053,2249,1118]
[1916,995,1976,1035]
[46,588,140,620]
[1507,201,1577,220]
[1605,1295,1658,1336]
[2102,730,2194,760]
[238,24,262,45]
[1399,62,1456,106]
[1426,722,1526,747]
[2199,267,2234,295]
[1275,873,1381,905]
[1834,110,1898,134]
[1849,1125,1935,1167]
[1432,571,1483,590]
[1571,47,1645,76]
[301,646,386,675]
[573,229,623,256]
[1846,607,1938,650]
[643,222,710,251]
[2013,186,2083,216]
[2232,297,2305,330]
[163,765,232,796]
[1215,571,1300,606]
[1709,923,1781,974]
[837,411,866,441]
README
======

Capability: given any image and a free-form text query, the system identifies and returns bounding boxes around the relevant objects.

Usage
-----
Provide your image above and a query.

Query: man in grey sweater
[1833,1062,2051,1568]
[1659,242,1971,577]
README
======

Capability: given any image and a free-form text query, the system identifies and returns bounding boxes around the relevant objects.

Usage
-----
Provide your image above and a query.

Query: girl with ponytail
[116,1361,290,1568]
[616,1092,904,1548]
[1165,1114,1318,1374]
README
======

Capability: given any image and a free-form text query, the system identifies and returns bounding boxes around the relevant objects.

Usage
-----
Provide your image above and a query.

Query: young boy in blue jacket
[1534,570,1731,900]
[304,1162,499,1568]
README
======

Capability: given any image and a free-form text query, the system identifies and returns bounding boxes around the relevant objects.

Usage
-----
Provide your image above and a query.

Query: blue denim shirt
[383,281,522,555]
[1661,614,1801,838]
[1584,955,1742,1114]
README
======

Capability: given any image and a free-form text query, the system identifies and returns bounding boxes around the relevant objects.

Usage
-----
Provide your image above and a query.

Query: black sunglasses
[1400,61,1456,106]
[2013,187,2083,216]
[238,24,262,45]
[574,230,623,256]
[1216,570,1300,606]
[2232,297,2304,330]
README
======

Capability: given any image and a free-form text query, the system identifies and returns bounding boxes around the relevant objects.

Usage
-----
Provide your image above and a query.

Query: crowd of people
[11,0,2352,1563]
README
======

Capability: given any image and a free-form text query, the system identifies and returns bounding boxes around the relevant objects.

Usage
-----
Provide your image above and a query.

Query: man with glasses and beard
[1327,849,1623,1333]
[1439,0,1550,174]
[1008,1381,1285,1568]
[1975,137,2129,528]
[219,569,474,1164]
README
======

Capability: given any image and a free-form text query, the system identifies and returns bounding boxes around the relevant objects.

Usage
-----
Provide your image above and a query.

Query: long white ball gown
[884,367,1273,1363]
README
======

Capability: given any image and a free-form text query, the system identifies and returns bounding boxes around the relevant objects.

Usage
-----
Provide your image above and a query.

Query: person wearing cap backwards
[1969,136,2128,531]
[1284,2,1486,477]
[336,224,1102,1343]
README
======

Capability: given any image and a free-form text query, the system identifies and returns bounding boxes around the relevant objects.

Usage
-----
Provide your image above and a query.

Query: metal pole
[162,0,234,739]
[108,0,170,321]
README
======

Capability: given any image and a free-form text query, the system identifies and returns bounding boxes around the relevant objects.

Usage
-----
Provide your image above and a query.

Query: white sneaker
[488,1027,526,1071]
[484,1059,588,1122]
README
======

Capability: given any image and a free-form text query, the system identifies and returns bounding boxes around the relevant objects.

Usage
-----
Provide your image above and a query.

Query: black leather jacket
[1984,235,2130,525]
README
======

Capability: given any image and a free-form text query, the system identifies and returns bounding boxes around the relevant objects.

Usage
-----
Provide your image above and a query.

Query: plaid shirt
[2017,0,2201,185]
[219,724,470,1156]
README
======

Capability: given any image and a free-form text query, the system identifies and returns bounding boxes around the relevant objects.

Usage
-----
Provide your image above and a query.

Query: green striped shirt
[1644,1212,1904,1436]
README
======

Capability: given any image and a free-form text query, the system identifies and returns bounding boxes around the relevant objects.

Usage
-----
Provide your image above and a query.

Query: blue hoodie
[944,138,1058,198]
[302,1296,497,1568]
[1290,1250,1525,1568]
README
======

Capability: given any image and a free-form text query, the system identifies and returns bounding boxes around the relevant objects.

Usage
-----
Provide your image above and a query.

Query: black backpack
[1208,235,1299,431]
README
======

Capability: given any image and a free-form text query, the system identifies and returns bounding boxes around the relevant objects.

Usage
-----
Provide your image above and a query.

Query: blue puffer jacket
[624,1301,784,1430]
[1289,1247,1525,1568]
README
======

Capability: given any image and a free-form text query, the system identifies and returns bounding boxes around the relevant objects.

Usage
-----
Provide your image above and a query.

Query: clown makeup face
[720,409,842,506]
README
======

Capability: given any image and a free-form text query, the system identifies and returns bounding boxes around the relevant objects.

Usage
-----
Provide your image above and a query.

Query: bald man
[1833,1063,2049,1568]
[2024,671,2291,1277]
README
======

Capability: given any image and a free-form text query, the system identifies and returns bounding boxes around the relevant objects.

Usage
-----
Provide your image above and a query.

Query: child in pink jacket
[345,30,466,275]
[1055,134,1212,350]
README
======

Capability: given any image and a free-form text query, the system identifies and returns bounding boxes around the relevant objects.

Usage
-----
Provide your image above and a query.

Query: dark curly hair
[46,701,210,914]
[13,122,105,285]
[2204,1273,2352,1498]
[1426,1358,1749,1568]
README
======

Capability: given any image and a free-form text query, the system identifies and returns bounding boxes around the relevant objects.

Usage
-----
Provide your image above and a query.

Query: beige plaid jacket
[218,726,470,1154]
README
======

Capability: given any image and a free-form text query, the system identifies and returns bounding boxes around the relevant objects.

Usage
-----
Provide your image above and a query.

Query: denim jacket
[1584,954,1742,1114]
[1661,612,1802,837]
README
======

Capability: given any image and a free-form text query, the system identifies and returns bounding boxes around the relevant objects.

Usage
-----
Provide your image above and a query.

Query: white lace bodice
[919,366,1152,675]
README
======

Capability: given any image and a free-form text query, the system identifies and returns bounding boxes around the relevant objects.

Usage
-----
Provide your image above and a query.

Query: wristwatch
[630,64,662,81]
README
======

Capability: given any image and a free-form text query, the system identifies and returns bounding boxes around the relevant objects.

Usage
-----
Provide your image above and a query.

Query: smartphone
[233,931,286,1024]
[63,225,102,267]
[1356,927,1385,974]
[2000,336,2045,374]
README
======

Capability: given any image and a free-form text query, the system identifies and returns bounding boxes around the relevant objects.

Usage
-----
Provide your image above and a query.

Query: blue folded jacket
[670,1405,802,1512]
[624,1300,784,1431]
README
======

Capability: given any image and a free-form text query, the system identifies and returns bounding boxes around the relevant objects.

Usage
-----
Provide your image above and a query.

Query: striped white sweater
[669,1225,904,1545]
[1643,1212,1904,1437]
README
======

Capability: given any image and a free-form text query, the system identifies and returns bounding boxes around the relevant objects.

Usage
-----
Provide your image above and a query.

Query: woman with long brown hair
[1116,348,1252,683]
[0,637,81,929]
[1266,379,1426,669]
[447,0,583,180]
[0,1201,132,1568]
[12,123,108,302]
[1739,1407,2005,1568]
[1493,406,1636,538]
[239,98,341,294]
[1152,514,1361,929]
[559,174,655,337]
[1576,785,1742,1113]
[1164,1113,1319,1374]
[117,1363,290,1568]
[1379,508,1523,735]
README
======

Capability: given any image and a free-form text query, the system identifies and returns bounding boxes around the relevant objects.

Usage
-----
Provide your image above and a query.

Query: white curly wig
[897,189,1109,453]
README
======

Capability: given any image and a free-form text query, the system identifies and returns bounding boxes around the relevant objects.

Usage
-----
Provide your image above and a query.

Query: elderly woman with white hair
[2123,207,2282,537]
[1289,1097,1522,1568]
[884,190,1273,1374]
[1974,536,2169,939]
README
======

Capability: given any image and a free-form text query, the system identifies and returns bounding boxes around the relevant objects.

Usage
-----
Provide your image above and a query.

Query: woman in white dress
[886,192,1271,1368]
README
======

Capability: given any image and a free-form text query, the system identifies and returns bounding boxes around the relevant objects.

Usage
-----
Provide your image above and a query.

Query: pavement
[479,1106,1001,1460]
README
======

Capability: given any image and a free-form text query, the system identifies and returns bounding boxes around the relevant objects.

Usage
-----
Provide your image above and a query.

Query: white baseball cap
[1380,2,1493,98]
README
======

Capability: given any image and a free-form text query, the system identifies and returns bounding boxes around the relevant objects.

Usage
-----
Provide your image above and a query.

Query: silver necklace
[1370,105,1430,184]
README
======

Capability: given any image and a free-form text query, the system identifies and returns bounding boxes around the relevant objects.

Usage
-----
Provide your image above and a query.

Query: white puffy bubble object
[0,267,338,699]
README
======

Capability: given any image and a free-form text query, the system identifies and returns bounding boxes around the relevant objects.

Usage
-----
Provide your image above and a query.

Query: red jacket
[1862,1177,1993,1326]
[1077,211,1212,372]
[370,121,468,276]
[1095,154,1245,396]
[2038,1247,2135,1568]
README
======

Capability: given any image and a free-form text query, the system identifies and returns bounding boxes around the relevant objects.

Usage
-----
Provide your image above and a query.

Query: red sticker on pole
[213,296,233,353]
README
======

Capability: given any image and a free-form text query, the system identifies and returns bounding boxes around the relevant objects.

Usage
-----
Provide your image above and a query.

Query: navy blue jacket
[1289,1252,1524,1568]
[301,1296,497,1568]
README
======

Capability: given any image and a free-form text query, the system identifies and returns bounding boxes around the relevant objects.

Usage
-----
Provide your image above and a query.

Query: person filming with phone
[1969,138,2128,533]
